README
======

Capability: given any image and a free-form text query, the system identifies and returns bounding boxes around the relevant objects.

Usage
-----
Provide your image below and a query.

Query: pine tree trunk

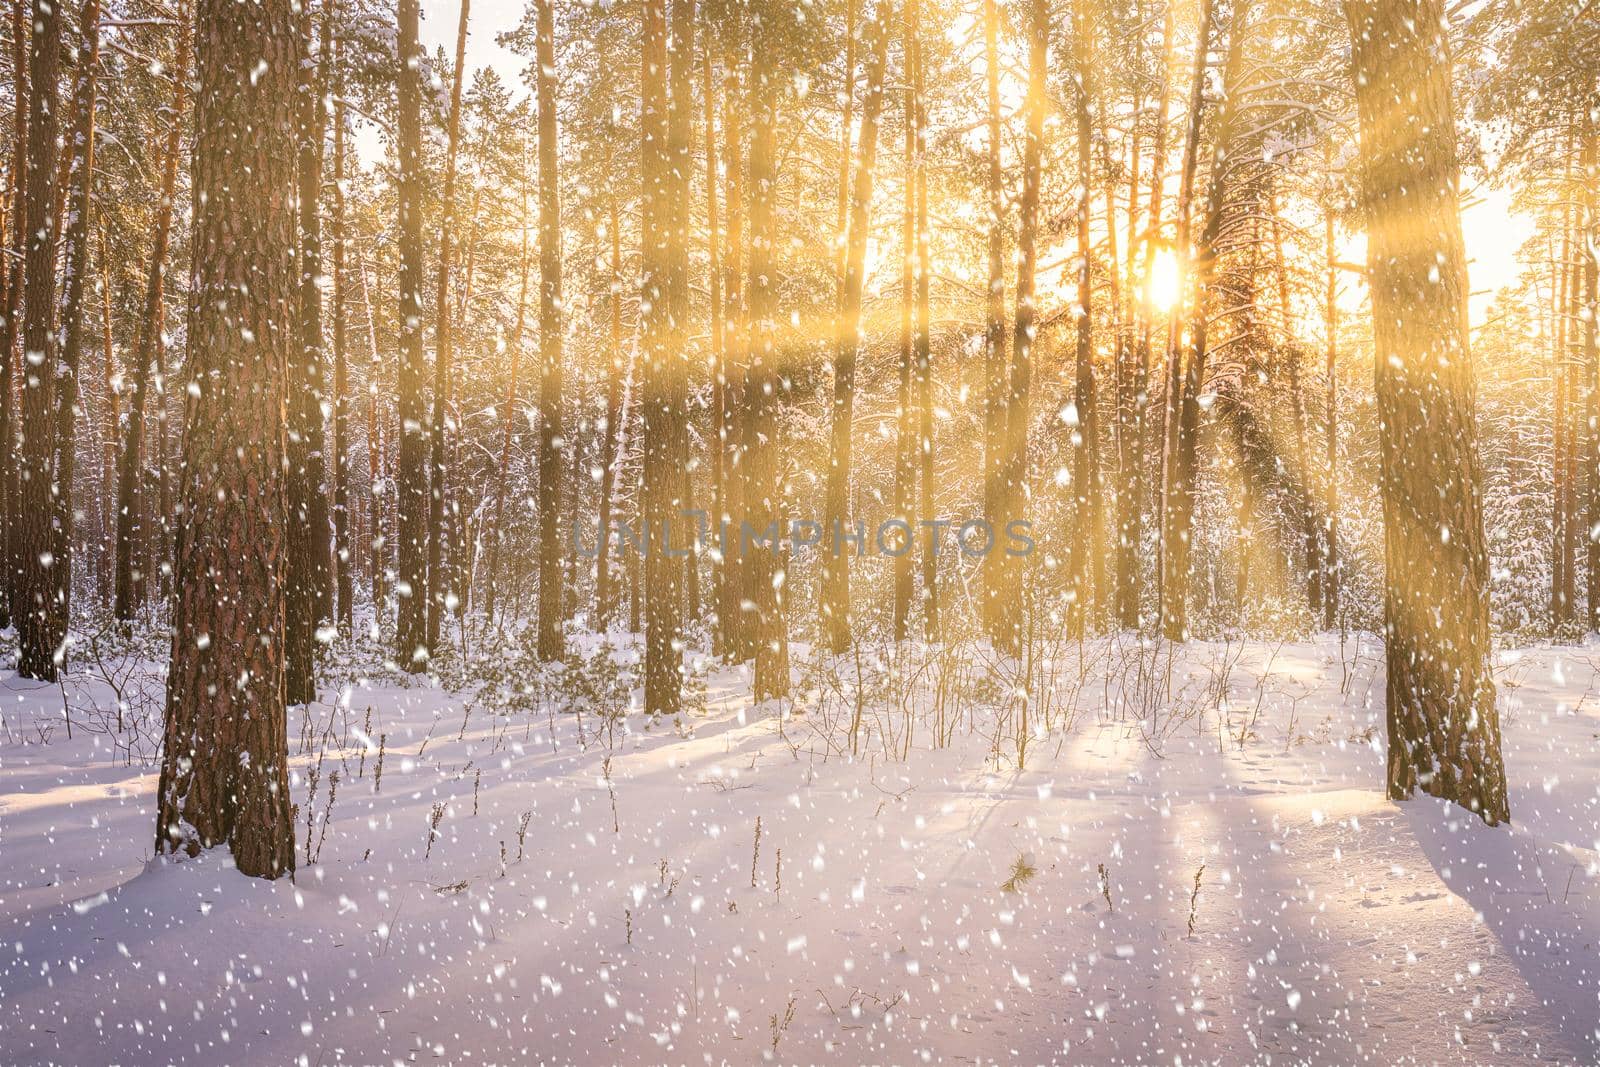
[1321,208,1340,629]
[46,0,102,664]
[990,0,1047,656]
[1345,0,1508,824]
[114,13,191,622]
[891,4,918,643]
[704,51,725,650]
[329,0,352,637]
[820,5,888,653]
[978,0,1007,637]
[718,34,751,661]
[913,13,938,642]
[16,0,64,680]
[155,0,299,878]
[0,0,27,632]
[425,0,471,654]
[641,0,688,713]
[1584,124,1600,631]
[286,0,331,704]
[393,0,430,669]
[534,0,565,660]
[1067,0,1100,636]
[1116,4,1173,631]
[359,255,387,615]
[745,42,788,700]
[1161,0,1240,642]
[485,136,531,628]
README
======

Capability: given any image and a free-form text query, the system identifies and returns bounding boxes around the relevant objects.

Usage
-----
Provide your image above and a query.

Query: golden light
[1146,248,1181,313]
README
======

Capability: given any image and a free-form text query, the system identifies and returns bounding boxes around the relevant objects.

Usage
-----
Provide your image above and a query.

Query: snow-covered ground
[2,632,1598,1065]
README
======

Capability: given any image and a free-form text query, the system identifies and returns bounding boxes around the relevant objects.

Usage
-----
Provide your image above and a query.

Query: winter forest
[1,0,1599,1060]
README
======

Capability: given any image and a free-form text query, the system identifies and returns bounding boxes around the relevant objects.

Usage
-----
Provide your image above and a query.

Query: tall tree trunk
[393,0,429,669]
[704,51,725,650]
[819,4,888,653]
[1160,0,1239,642]
[1066,0,1100,636]
[485,135,531,628]
[16,0,64,680]
[1553,183,1575,628]
[46,0,102,664]
[594,144,624,630]
[891,0,918,642]
[419,0,467,655]
[360,255,386,615]
[1345,0,1507,824]
[1,0,28,632]
[745,28,787,700]
[990,0,1048,656]
[114,11,191,622]
[286,0,331,703]
[1321,207,1340,629]
[719,32,751,660]
[978,0,1007,636]
[1584,123,1600,631]
[641,0,691,713]
[98,225,117,606]
[1270,190,1321,614]
[913,9,938,642]
[534,0,565,660]
[426,0,470,654]
[155,0,299,878]
[329,0,352,637]
[1115,2,1174,631]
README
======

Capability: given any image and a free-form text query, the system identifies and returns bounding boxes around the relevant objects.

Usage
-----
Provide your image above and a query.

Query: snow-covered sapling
[1187,863,1205,938]
[1001,851,1037,893]
[516,810,532,861]
[424,801,446,860]
[750,815,763,888]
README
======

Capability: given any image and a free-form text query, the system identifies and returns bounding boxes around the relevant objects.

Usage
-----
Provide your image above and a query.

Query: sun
[1146,247,1181,313]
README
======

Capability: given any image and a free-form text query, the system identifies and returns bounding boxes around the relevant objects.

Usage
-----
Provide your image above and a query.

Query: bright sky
[412,0,1536,330]
[419,0,526,89]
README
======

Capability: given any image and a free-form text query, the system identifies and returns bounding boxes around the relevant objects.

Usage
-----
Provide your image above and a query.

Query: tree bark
[1321,207,1340,629]
[286,0,332,703]
[16,0,64,680]
[1115,2,1174,631]
[913,9,937,642]
[46,0,102,664]
[1160,0,1240,642]
[393,0,430,669]
[485,135,532,628]
[978,0,1007,637]
[155,0,299,878]
[1067,0,1101,636]
[745,29,787,699]
[357,255,386,615]
[0,0,26,632]
[640,0,692,713]
[1345,0,1508,824]
[425,0,471,654]
[718,29,751,661]
[989,0,1048,656]
[534,0,565,660]
[891,0,918,642]
[819,4,888,653]
[329,0,352,637]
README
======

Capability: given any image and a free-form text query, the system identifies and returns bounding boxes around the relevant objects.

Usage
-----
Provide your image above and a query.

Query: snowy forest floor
[2,629,1599,1065]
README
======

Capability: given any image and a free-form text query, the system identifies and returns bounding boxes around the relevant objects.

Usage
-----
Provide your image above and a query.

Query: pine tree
[393,0,430,670]
[1345,0,1508,824]
[155,0,299,878]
